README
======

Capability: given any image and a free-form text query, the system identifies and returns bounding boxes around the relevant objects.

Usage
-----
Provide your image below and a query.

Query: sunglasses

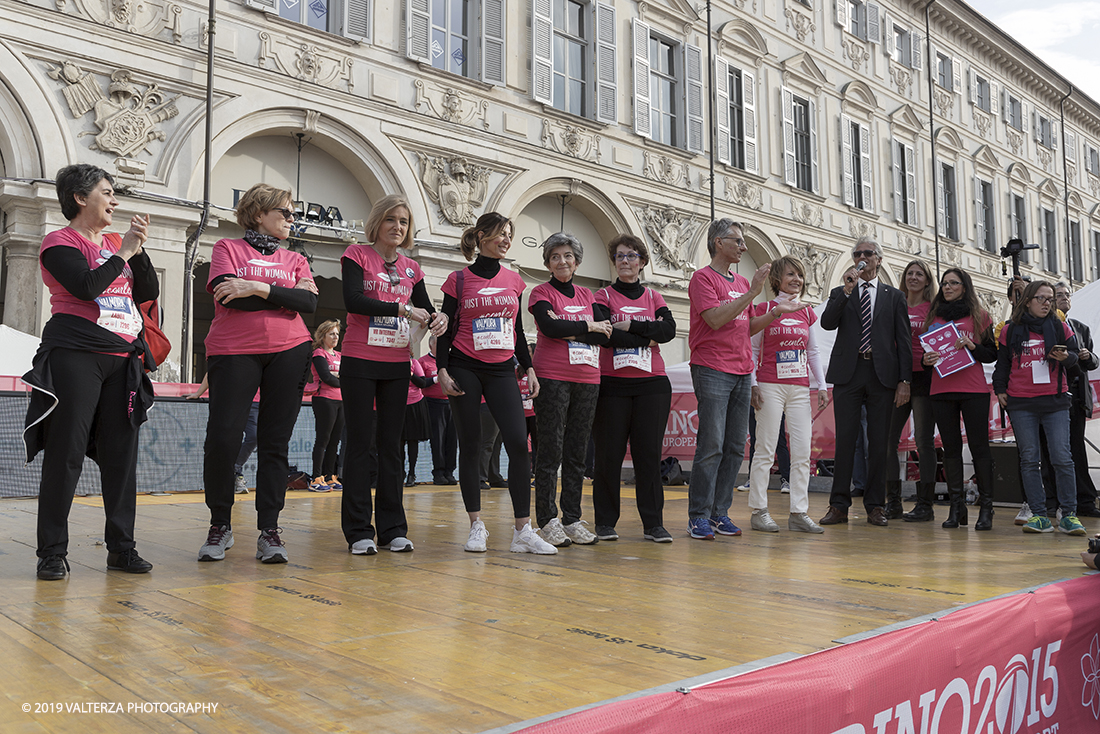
[383,261,400,287]
[941,280,963,287]
[272,207,297,221]
[852,250,877,258]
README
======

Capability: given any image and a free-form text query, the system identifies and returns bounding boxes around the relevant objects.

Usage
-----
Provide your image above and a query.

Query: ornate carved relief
[784,7,816,43]
[541,119,601,162]
[55,0,181,43]
[897,232,922,255]
[1089,175,1100,198]
[304,109,320,134]
[416,152,491,226]
[974,111,991,139]
[941,244,962,267]
[636,205,701,274]
[46,61,180,158]
[841,38,869,71]
[1037,146,1053,171]
[729,0,757,10]
[414,81,489,129]
[791,200,824,229]
[784,240,836,301]
[1067,162,1077,183]
[644,152,690,187]
[848,217,877,242]
[933,89,954,118]
[724,177,763,210]
[978,291,1004,320]
[889,65,913,97]
[979,254,1000,277]
[1006,129,1023,155]
[258,32,353,91]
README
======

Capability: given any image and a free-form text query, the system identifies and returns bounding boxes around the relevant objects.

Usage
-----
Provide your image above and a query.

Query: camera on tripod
[1000,238,1040,277]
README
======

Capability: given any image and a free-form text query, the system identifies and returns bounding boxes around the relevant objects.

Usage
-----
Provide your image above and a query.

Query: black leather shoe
[106,549,152,574]
[489,479,508,488]
[479,481,490,490]
[903,504,935,522]
[443,474,458,486]
[37,555,69,580]
[432,471,447,485]
[405,472,416,487]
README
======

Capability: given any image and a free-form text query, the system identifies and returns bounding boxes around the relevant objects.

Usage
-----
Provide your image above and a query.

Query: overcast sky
[965,0,1100,102]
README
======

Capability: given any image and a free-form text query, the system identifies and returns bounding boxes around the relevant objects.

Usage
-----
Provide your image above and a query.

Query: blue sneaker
[709,515,742,536]
[1059,514,1087,536]
[1022,515,1054,534]
[688,517,714,539]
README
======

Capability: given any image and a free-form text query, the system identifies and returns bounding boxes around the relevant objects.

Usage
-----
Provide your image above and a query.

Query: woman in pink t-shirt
[887,259,938,522]
[404,347,432,487]
[435,212,556,555]
[747,255,826,534]
[993,280,1085,535]
[25,164,158,580]
[921,268,997,530]
[199,183,318,565]
[308,320,343,492]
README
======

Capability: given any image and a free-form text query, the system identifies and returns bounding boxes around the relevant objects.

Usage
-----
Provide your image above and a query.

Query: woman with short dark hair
[198,182,318,564]
[24,163,158,580]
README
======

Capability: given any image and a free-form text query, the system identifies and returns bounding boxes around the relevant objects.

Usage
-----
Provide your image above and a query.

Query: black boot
[974,458,994,531]
[885,480,904,519]
[903,482,935,521]
[405,471,416,487]
[942,490,969,528]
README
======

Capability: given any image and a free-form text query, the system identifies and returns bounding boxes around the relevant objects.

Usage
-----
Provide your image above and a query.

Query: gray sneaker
[234,474,249,494]
[562,520,599,545]
[385,537,414,552]
[198,525,234,561]
[256,528,288,564]
[536,517,572,547]
[350,538,377,555]
[750,508,780,532]
[788,512,825,534]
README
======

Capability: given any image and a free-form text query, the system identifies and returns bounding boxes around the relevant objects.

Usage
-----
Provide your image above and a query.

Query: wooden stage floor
[1,483,1095,733]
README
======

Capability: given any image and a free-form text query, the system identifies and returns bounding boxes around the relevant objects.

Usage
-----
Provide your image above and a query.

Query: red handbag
[140,299,171,369]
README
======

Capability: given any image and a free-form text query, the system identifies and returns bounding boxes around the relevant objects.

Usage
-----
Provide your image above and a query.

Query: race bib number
[568,342,600,367]
[522,397,534,411]
[776,349,808,379]
[1026,339,1050,385]
[367,315,410,348]
[95,295,142,338]
[472,317,513,350]
[613,346,652,372]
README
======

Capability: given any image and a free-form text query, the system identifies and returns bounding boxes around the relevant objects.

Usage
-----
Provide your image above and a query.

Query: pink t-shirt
[41,228,141,343]
[528,282,600,385]
[311,348,342,401]
[755,301,818,387]
[418,352,444,399]
[908,301,932,373]
[688,267,756,375]
[442,265,526,365]
[519,373,535,417]
[999,320,1075,399]
[342,244,423,363]
[928,315,991,395]
[408,357,425,404]
[595,285,668,379]
[205,239,312,356]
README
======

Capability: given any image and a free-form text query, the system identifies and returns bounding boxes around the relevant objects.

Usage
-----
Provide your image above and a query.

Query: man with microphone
[819,237,912,526]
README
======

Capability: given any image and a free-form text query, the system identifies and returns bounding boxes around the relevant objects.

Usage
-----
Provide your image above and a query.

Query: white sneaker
[780,479,791,494]
[736,480,751,492]
[465,520,488,553]
[750,508,780,532]
[789,512,825,534]
[563,520,599,545]
[1015,503,1033,526]
[385,537,414,553]
[536,517,572,547]
[511,523,557,554]
[350,538,377,555]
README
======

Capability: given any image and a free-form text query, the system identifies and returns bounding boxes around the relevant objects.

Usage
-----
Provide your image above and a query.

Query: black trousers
[931,393,992,492]
[340,357,409,546]
[592,389,671,530]
[204,342,311,530]
[829,359,894,510]
[448,362,531,518]
[36,349,142,558]
[533,378,599,528]
[426,397,457,475]
[311,396,344,478]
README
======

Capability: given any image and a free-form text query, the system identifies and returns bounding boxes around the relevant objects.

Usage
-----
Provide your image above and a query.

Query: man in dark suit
[819,237,912,526]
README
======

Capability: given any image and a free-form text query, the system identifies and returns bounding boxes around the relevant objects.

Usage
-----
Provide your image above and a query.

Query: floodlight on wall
[324,206,344,226]
[292,200,305,217]
[305,203,325,221]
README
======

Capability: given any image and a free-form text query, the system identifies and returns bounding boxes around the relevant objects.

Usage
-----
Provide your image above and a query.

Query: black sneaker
[106,548,153,574]
[644,526,673,543]
[37,554,69,580]
[595,525,619,541]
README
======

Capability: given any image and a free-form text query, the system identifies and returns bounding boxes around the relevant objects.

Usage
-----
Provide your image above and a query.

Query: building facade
[0,0,1096,381]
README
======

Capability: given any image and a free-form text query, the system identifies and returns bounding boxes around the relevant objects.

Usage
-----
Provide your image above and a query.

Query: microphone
[856,261,867,272]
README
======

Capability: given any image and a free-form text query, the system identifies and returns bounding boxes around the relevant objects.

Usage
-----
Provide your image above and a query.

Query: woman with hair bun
[436,212,556,555]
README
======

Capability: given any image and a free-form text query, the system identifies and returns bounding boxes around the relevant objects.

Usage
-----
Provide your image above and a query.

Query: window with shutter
[841,116,855,207]
[406,0,431,63]
[716,57,731,166]
[632,18,652,138]
[594,3,616,123]
[685,44,704,154]
[341,0,371,41]
[782,87,796,187]
[246,0,277,13]
[531,0,553,103]
[859,122,873,212]
[742,69,758,175]
[481,0,505,85]
[278,0,340,32]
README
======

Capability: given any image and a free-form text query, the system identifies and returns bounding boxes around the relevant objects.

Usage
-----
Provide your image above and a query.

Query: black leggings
[448,362,531,517]
[312,396,344,478]
[37,349,141,557]
[204,342,311,530]
[931,393,992,491]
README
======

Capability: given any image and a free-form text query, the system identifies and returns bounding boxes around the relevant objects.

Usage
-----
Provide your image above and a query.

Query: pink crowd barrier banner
[518,574,1100,734]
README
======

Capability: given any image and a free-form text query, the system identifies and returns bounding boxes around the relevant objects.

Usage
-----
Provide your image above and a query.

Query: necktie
[859,282,872,353]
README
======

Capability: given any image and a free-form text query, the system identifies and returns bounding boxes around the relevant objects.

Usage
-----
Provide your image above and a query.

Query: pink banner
[519,574,1100,734]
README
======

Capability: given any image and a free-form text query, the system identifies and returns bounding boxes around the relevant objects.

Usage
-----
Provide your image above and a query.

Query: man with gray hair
[819,236,912,527]
[686,219,806,539]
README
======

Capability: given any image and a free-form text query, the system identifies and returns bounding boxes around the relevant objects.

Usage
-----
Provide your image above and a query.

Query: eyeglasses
[1031,296,1054,304]
[720,236,745,246]
[383,261,400,287]
[942,280,963,287]
[852,250,877,258]
[614,252,641,262]
[272,207,297,221]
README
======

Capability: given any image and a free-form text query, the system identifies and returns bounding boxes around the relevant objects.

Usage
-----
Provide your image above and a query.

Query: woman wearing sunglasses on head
[340,194,447,556]
[199,183,317,564]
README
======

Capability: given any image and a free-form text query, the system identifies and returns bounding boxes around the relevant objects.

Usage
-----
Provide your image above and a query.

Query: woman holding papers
[993,280,1086,536]
[921,268,997,530]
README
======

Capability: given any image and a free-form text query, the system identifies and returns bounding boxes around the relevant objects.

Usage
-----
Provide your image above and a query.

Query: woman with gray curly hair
[527,232,612,547]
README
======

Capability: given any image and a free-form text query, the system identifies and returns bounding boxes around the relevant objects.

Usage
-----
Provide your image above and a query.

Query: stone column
[2,238,42,335]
